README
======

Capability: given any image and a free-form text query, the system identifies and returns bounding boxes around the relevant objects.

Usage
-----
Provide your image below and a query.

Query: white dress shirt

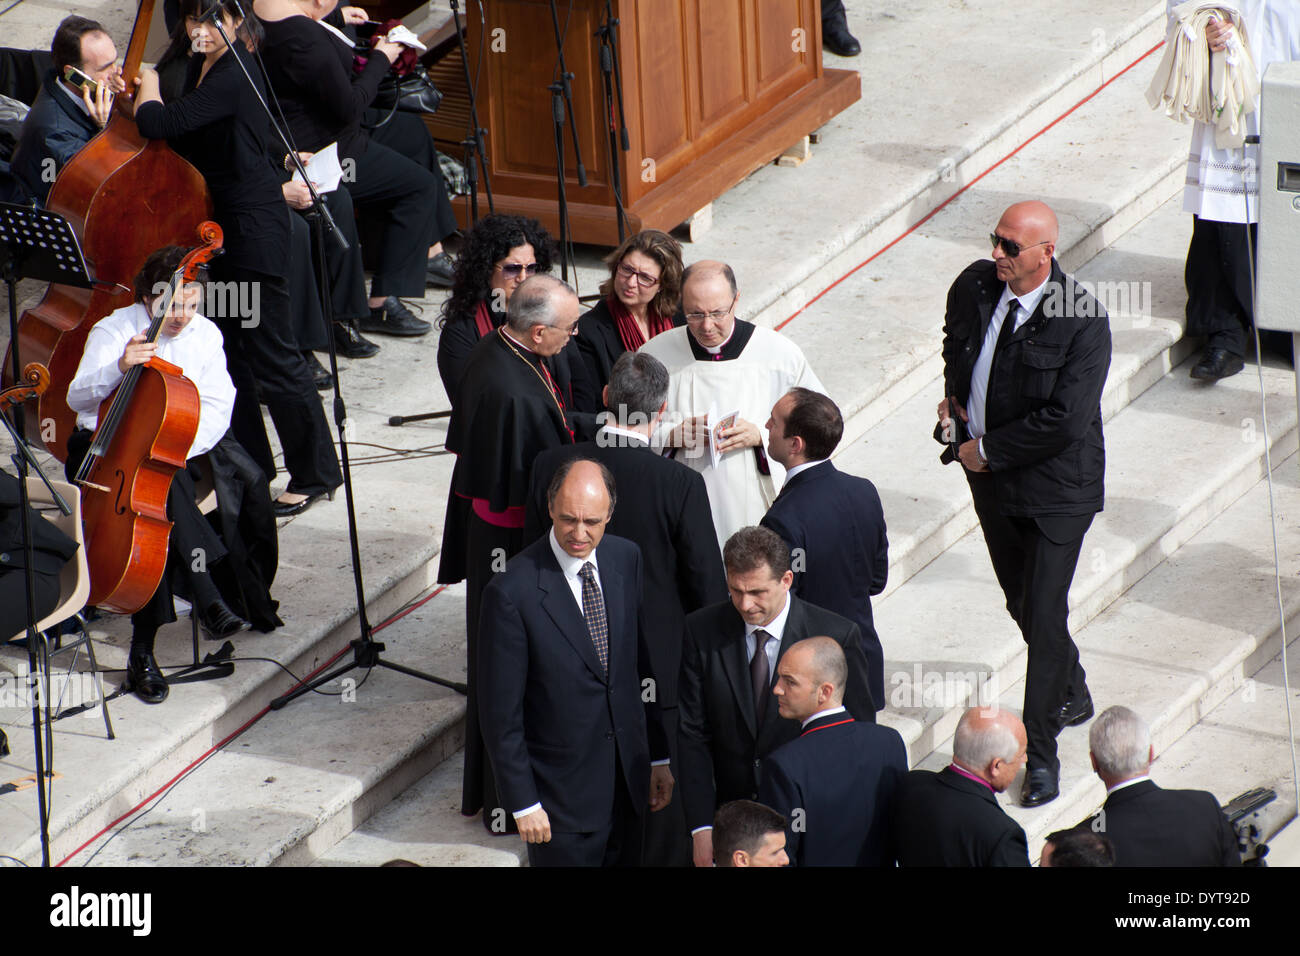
[966,274,1050,456]
[801,704,847,729]
[1106,773,1151,796]
[66,302,235,459]
[596,424,651,448]
[782,458,827,483]
[693,591,794,835]
[54,75,94,119]
[745,590,791,680]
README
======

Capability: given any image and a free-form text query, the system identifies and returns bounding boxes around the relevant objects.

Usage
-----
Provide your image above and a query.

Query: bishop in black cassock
[438,275,581,826]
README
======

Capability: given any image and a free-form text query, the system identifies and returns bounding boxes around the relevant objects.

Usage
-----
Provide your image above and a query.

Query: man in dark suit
[1077,705,1239,867]
[757,637,907,866]
[478,458,673,866]
[527,350,725,865]
[712,800,789,867]
[762,387,887,710]
[937,200,1111,807]
[893,706,1030,867]
[10,16,124,204]
[677,525,875,867]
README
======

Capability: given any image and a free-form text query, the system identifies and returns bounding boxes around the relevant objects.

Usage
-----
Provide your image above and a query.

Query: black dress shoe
[333,320,380,359]
[1190,347,1244,381]
[359,297,432,337]
[197,599,248,640]
[304,350,333,391]
[1055,689,1094,730]
[273,490,332,517]
[0,727,9,757]
[125,648,169,705]
[426,251,455,287]
[823,20,861,57]
[1021,767,1060,807]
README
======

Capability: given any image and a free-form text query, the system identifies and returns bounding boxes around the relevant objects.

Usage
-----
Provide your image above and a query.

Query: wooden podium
[424,0,860,245]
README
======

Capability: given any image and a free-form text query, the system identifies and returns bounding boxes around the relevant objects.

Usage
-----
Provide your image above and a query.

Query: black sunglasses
[990,233,1050,259]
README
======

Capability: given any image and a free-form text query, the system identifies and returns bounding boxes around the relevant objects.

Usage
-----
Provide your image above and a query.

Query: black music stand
[0,200,89,868]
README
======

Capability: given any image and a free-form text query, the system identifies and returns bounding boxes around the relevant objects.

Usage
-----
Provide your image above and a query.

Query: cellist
[66,246,252,704]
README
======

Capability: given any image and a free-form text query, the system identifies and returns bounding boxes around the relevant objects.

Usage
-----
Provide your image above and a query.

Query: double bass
[74,225,223,614]
[4,0,212,460]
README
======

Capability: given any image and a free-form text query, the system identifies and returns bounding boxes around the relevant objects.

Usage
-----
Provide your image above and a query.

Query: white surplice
[639,325,825,550]
[1167,0,1300,222]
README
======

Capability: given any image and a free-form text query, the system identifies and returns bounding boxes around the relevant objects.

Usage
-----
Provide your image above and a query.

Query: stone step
[0,0,1201,866]
[839,193,1193,602]
[877,354,1299,769]
[43,584,472,867]
[911,447,1300,861]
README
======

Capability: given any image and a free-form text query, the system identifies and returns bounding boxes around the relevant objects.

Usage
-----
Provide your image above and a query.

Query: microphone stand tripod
[594,0,629,243]
[203,10,466,705]
[450,0,493,222]
[1,201,93,867]
[547,0,587,283]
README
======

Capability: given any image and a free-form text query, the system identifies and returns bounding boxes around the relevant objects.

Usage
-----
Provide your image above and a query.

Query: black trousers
[526,750,644,867]
[822,0,847,25]
[343,139,443,299]
[968,472,1091,776]
[0,567,61,640]
[305,186,370,325]
[1184,215,1256,357]
[64,431,226,652]
[287,211,327,352]
[212,264,342,496]
[462,511,525,825]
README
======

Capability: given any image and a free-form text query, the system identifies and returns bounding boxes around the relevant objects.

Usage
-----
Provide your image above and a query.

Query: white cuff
[512,802,542,819]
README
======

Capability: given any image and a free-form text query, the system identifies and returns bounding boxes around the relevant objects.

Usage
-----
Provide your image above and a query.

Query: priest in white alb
[638,261,825,548]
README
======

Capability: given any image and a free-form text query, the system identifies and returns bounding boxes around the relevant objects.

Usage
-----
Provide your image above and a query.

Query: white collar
[1106,773,1151,795]
[783,459,828,482]
[699,323,736,355]
[744,591,791,642]
[597,424,651,447]
[548,527,599,579]
[800,705,847,729]
[501,327,539,355]
[54,76,94,118]
[1000,271,1050,317]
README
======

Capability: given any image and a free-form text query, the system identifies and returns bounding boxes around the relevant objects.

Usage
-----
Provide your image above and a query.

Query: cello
[74,224,222,615]
[3,0,212,461]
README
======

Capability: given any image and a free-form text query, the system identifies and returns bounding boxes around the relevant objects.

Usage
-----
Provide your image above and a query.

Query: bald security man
[893,706,1031,867]
[757,638,907,866]
[478,458,673,866]
[937,201,1111,808]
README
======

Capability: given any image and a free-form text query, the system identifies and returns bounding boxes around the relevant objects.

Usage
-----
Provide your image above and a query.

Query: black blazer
[940,258,1111,517]
[478,533,668,834]
[893,767,1030,867]
[761,461,888,709]
[526,433,726,708]
[10,70,101,204]
[0,469,79,575]
[572,298,685,414]
[757,711,907,866]
[1077,779,1240,867]
[676,594,876,832]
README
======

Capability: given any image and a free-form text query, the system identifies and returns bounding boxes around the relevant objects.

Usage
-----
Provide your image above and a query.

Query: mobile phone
[63,65,101,97]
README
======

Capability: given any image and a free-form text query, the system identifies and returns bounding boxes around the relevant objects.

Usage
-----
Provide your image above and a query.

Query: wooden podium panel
[426,0,859,246]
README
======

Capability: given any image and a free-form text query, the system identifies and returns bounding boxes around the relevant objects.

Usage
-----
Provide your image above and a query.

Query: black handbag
[366,65,442,129]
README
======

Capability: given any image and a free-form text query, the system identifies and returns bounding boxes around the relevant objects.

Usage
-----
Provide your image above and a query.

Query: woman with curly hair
[575,229,684,405]
[436,214,595,416]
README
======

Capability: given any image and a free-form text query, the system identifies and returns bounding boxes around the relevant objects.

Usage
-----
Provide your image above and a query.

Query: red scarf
[474,300,496,339]
[609,294,673,352]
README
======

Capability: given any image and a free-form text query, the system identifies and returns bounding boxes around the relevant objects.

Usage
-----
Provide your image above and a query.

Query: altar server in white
[638,261,824,549]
